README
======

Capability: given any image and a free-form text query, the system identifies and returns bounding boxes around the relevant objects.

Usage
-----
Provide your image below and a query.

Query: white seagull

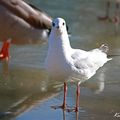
[45,17,112,112]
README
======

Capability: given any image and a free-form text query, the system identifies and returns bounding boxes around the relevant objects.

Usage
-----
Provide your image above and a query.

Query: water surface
[0,0,120,120]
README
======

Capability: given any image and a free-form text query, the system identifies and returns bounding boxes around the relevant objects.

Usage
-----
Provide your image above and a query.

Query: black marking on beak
[57,26,59,29]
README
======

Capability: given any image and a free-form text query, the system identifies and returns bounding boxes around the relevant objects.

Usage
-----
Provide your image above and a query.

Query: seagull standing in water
[45,18,112,112]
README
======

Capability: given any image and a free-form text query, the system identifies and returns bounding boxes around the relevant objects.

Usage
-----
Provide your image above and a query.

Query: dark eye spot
[63,22,65,26]
[52,22,55,27]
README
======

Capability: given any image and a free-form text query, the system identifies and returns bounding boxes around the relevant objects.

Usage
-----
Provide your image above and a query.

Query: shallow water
[0,0,120,120]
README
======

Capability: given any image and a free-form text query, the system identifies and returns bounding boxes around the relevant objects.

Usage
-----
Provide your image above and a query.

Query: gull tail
[0,39,11,61]
[99,44,112,61]
[99,44,109,53]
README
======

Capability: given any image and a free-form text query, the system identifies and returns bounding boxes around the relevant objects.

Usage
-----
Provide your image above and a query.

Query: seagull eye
[63,22,65,26]
[52,22,55,27]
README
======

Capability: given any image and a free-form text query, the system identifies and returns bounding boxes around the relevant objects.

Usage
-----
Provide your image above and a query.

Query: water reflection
[94,70,106,94]
[1,61,10,78]
[0,61,62,119]
[62,110,79,120]
[0,59,110,120]
[81,67,108,95]
[0,60,119,120]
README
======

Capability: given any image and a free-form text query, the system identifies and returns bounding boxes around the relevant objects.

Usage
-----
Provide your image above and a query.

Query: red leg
[75,83,80,112]
[51,82,68,110]
[67,82,80,112]
[51,82,81,112]
[62,82,67,109]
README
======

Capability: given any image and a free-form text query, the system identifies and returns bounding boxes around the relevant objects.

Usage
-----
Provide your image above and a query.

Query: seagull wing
[71,49,93,70]
[71,47,110,79]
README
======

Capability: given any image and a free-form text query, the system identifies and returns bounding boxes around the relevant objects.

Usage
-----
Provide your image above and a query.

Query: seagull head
[51,18,67,35]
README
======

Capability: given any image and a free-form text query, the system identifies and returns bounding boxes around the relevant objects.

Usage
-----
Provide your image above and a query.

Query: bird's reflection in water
[62,110,79,120]
[92,67,107,94]
[94,69,106,94]
[1,61,10,78]
[63,110,66,120]
[81,67,108,95]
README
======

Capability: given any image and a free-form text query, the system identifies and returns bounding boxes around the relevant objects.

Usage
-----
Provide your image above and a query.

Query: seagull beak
[56,26,60,29]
